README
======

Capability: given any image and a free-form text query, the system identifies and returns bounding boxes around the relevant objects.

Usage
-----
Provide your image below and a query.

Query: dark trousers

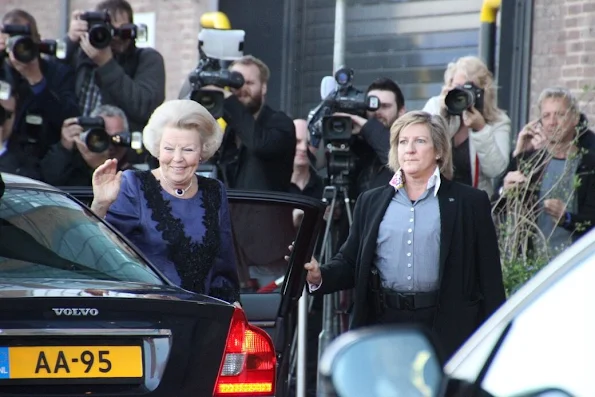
[377,305,437,330]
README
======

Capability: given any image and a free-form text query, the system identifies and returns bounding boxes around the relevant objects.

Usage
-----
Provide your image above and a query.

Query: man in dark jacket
[333,77,406,196]
[63,0,165,164]
[181,55,295,192]
[40,104,132,187]
[0,9,79,180]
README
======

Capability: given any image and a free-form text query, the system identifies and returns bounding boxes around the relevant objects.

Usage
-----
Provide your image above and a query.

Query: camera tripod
[315,181,354,394]
[287,177,355,396]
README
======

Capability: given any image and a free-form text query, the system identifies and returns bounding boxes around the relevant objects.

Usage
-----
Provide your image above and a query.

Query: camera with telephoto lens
[79,11,147,50]
[1,24,67,64]
[444,82,484,116]
[77,116,142,153]
[187,28,246,119]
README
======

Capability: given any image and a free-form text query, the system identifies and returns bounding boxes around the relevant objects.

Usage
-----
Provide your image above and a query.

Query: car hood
[0,278,230,305]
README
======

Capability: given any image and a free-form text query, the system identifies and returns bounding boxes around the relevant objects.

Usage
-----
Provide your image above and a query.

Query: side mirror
[319,325,445,397]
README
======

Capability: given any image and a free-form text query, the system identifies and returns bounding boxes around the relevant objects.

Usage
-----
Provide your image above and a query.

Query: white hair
[142,100,223,161]
[90,104,129,132]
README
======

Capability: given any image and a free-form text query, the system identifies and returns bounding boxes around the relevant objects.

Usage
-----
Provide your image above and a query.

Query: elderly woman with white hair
[90,99,240,305]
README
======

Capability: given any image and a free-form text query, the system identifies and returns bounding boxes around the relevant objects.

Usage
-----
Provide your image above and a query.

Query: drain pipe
[61,0,70,37]
[479,0,501,73]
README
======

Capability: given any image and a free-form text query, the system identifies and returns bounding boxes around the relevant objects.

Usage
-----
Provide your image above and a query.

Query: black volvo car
[0,173,324,397]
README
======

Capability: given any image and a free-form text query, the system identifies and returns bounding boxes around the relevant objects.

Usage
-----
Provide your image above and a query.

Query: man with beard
[40,104,132,186]
[201,55,295,192]
[334,77,406,195]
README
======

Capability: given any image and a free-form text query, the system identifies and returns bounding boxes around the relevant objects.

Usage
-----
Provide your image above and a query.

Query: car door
[226,190,324,395]
[444,236,595,397]
[62,185,325,396]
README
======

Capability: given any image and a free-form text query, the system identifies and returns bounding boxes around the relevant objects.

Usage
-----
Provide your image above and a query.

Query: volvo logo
[52,308,99,316]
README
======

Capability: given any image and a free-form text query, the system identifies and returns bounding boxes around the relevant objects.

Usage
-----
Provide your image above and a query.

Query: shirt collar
[389,166,442,196]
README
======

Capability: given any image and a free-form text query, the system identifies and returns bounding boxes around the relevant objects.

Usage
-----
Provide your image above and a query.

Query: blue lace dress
[105,170,240,303]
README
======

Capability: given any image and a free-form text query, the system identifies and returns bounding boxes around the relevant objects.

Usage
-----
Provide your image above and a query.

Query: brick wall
[531,0,595,123]
[0,0,215,100]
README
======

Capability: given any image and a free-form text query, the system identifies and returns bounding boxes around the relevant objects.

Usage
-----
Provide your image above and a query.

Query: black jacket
[62,39,165,134]
[351,118,393,195]
[493,149,595,243]
[211,96,296,192]
[314,178,506,359]
[40,143,132,187]
[0,57,79,180]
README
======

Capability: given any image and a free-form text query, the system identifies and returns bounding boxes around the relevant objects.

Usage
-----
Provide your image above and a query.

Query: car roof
[1,173,62,192]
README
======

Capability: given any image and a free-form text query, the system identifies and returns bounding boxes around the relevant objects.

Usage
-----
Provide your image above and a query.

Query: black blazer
[314,177,506,359]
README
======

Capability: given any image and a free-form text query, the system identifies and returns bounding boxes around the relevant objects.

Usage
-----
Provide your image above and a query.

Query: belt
[382,289,438,310]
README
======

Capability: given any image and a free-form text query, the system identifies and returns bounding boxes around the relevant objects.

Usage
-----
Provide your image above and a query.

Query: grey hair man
[41,104,133,186]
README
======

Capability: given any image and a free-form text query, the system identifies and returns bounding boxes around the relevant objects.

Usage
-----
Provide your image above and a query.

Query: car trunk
[0,287,235,396]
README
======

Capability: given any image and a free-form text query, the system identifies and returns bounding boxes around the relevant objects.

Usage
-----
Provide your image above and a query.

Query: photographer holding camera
[0,9,79,180]
[41,104,132,186]
[63,0,165,163]
[192,55,295,192]
[422,56,511,197]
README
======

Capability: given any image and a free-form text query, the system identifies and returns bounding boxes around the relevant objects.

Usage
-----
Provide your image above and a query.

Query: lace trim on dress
[137,171,238,302]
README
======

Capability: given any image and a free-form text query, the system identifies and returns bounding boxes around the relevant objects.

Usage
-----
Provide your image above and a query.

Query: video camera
[1,24,67,64]
[187,28,246,119]
[444,82,484,115]
[307,67,380,184]
[77,116,142,153]
[309,67,380,147]
[79,11,147,49]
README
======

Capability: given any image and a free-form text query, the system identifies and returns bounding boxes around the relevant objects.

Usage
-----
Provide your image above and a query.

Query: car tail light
[214,307,276,396]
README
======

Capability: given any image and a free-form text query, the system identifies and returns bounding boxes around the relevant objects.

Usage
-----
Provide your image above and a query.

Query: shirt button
[408,228,412,233]
[407,263,412,268]
[407,276,411,280]
[407,286,413,291]
[407,240,411,244]
[409,218,413,223]
[407,252,411,257]
[410,208,414,212]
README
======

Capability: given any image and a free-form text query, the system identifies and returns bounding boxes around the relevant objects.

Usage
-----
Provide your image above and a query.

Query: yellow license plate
[0,346,143,379]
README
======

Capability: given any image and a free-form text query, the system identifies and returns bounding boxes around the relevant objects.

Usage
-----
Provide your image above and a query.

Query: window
[0,188,163,285]
[480,254,594,396]
[229,202,300,294]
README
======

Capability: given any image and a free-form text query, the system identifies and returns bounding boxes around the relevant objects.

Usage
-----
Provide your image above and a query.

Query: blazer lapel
[361,186,395,266]
[437,178,457,273]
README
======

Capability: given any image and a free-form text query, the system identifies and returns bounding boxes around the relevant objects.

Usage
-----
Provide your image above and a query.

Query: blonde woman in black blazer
[302,111,506,359]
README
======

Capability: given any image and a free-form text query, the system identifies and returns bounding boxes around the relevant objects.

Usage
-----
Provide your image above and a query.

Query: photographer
[196,55,295,192]
[63,0,165,162]
[423,56,511,197]
[41,104,132,186]
[0,9,79,180]
[334,77,406,195]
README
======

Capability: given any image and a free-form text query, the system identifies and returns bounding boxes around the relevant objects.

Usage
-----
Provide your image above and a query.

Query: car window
[480,253,594,396]
[229,201,302,294]
[0,188,164,285]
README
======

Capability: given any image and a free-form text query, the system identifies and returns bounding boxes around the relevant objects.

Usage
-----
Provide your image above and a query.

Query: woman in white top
[423,56,511,197]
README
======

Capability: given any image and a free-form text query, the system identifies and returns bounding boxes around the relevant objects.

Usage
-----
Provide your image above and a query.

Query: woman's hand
[91,159,122,215]
[463,106,486,131]
[284,242,322,286]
